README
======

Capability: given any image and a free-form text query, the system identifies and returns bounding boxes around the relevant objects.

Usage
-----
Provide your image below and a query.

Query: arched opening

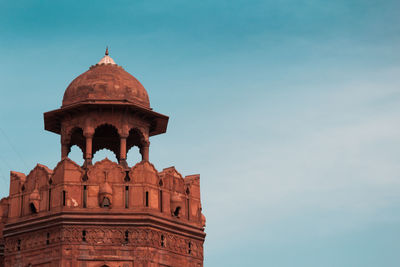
[125,186,129,208]
[126,146,141,166]
[159,190,163,212]
[62,190,66,206]
[83,185,87,208]
[92,124,120,162]
[125,230,129,242]
[92,148,118,163]
[126,128,145,165]
[29,203,37,213]
[161,234,165,247]
[82,230,86,241]
[186,198,190,220]
[173,206,181,217]
[48,186,52,211]
[159,179,164,213]
[68,145,84,166]
[101,197,111,208]
[186,187,190,220]
[67,127,85,156]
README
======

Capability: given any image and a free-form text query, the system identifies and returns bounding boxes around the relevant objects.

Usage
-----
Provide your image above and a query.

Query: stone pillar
[83,131,94,167]
[140,141,150,162]
[61,136,70,159]
[61,144,70,159]
[119,135,128,168]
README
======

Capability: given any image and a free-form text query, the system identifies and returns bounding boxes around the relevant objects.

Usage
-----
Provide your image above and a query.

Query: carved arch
[89,115,122,137]
[127,127,148,151]
[126,127,149,163]
[65,127,85,157]
[92,124,120,160]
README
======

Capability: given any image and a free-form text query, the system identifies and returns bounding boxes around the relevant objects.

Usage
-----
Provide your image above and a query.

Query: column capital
[140,143,150,162]
[84,132,93,168]
[83,128,94,138]
[120,133,129,139]
[142,140,150,147]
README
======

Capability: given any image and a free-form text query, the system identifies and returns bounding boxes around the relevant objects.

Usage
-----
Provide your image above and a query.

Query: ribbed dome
[62,54,150,108]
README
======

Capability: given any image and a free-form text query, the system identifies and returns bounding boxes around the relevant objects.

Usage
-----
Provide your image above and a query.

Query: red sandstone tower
[0,50,206,267]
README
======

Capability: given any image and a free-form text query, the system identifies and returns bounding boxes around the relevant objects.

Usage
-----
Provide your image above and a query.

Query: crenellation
[2,149,205,224]
[9,171,26,196]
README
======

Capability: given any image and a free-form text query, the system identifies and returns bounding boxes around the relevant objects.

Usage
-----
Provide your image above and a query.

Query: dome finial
[97,47,116,65]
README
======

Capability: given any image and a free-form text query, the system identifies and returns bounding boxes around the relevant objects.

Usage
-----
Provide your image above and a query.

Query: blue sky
[1,0,400,266]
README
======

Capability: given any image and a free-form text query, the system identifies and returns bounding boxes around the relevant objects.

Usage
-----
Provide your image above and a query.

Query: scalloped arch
[92,124,120,159]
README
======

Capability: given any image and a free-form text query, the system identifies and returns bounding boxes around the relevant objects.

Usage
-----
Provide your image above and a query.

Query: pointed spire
[105,46,109,56]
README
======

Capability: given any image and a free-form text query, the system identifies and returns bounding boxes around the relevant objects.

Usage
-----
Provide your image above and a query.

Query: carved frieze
[58,226,203,259]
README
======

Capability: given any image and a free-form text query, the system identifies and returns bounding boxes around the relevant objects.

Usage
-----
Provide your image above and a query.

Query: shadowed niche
[68,127,85,154]
[93,124,120,161]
